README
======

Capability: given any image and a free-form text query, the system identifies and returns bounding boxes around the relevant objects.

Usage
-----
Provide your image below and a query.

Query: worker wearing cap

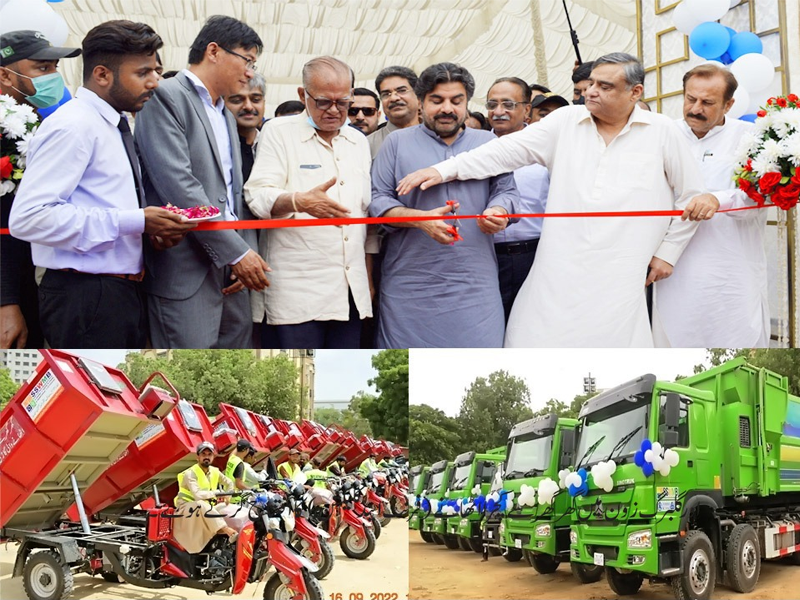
[277,448,303,482]
[225,439,259,502]
[304,457,329,490]
[173,441,238,553]
[0,30,81,351]
[359,451,380,477]
[327,455,347,477]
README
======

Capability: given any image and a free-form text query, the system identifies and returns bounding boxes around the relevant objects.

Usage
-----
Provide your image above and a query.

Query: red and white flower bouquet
[0,94,39,196]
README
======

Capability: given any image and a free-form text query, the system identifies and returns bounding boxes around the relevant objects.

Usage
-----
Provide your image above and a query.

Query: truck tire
[489,546,502,556]
[670,530,716,600]
[100,572,121,583]
[469,538,483,553]
[458,537,472,551]
[23,550,74,600]
[443,534,461,550]
[606,568,643,596]
[530,552,559,574]
[570,561,603,583]
[420,531,435,544]
[431,533,445,545]
[503,548,523,562]
[725,524,760,593]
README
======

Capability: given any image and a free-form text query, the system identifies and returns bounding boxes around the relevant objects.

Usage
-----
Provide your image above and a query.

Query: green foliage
[314,401,373,438]
[457,370,533,452]
[313,408,343,426]
[119,351,299,418]
[409,404,464,465]
[359,350,408,444]
[0,368,20,410]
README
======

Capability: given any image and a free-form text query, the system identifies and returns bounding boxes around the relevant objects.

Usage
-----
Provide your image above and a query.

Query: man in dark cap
[0,30,80,350]
[529,93,569,123]
[225,439,257,499]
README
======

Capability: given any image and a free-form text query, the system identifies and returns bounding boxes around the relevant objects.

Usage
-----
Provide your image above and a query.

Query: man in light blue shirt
[9,21,194,348]
[135,15,270,348]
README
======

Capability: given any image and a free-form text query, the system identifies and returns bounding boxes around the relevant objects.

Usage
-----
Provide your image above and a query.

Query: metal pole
[70,473,92,534]
[562,0,583,64]
[153,484,161,507]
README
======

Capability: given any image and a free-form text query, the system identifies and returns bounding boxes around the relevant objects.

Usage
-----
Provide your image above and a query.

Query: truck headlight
[627,530,651,549]
[499,522,505,536]
[535,525,551,537]
[570,529,577,545]
[460,519,468,528]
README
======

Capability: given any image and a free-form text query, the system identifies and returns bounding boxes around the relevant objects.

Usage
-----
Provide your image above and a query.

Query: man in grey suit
[135,15,270,348]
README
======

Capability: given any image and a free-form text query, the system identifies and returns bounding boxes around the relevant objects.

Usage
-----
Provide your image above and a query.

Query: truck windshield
[428,470,447,493]
[451,464,473,490]
[505,434,553,479]
[411,474,421,491]
[576,396,649,468]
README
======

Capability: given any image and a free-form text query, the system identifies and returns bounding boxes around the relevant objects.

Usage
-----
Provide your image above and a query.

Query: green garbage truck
[420,459,454,545]
[408,465,430,532]
[440,449,506,552]
[500,414,603,582]
[569,358,800,600]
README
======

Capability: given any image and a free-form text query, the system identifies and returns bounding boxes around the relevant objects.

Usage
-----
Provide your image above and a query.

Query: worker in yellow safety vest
[277,448,303,482]
[225,439,260,502]
[359,451,380,477]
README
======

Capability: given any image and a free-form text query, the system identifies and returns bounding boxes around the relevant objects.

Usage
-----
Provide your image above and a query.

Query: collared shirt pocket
[619,152,661,190]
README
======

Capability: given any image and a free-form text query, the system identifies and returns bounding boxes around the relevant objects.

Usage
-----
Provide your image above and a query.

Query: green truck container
[420,459,454,545]
[570,358,800,600]
[500,414,603,582]
[408,465,430,531]
[442,449,506,552]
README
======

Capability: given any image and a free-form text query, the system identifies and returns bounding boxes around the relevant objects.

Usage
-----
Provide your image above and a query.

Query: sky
[409,349,709,416]
[57,349,378,401]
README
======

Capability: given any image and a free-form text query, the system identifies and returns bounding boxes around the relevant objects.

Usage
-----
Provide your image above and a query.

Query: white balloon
[603,482,614,492]
[664,448,681,467]
[673,2,704,35]
[727,86,750,119]
[471,484,481,495]
[731,53,775,93]
[684,0,730,22]
[558,468,570,489]
[652,455,664,470]
[444,490,450,498]
[565,472,581,488]
[659,464,671,477]
[644,449,654,463]
[606,460,617,474]
[0,0,68,46]
[651,442,663,456]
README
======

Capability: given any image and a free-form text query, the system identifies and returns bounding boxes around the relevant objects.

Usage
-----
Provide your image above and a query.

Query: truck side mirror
[560,429,576,469]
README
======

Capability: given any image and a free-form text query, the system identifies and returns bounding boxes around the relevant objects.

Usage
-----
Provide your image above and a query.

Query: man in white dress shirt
[656,63,770,347]
[245,56,376,348]
[396,53,719,348]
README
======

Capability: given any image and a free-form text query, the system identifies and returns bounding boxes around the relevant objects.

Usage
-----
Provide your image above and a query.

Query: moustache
[687,113,707,121]
[388,101,406,110]
[238,110,259,117]
[434,113,457,121]
[491,115,510,121]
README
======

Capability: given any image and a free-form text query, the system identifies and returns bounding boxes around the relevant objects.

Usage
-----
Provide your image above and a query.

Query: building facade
[0,350,43,383]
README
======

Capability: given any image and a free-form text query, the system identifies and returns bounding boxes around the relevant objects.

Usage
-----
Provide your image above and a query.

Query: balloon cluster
[517,484,536,508]
[674,0,775,121]
[420,498,431,513]
[634,439,680,477]
[471,484,481,496]
[590,460,617,493]
[537,477,560,505]
[565,469,589,498]
[486,490,515,513]
[441,500,459,516]
[472,495,486,513]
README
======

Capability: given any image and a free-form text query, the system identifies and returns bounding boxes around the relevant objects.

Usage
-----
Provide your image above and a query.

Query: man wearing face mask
[0,30,81,350]
[9,21,195,348]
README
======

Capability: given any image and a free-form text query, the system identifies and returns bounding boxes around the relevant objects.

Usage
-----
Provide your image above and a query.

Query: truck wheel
[340,526,376,560]
[457,537,472,551]
[264,569,323,600]
[503,548,523,562]
[100,572,121,583]
[443,534,461,550]
[420,531,435,544]
[530,552,559,574]
[606,568,643,596]
[489,547,502,556]
[570,561,603,583]
[725,524,760,593]
[23,551,74,600]
[670,530,716,600]
[469,538,483,553]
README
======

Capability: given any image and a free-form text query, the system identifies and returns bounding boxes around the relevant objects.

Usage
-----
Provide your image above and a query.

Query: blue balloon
[690,22,732,60]
[568,483,580,497]
[634,450,645,467]
[739,113,758,122]
[640,439,652,452]
[577,468,587,482]
[37,86,72,120]
[728,31,763,61]
[720,52,733,65]
[642,462,655,477]
[421,498,430,512]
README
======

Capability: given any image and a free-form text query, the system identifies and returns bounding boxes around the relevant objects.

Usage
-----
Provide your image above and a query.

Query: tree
[530,393,592,420]
[360,349,408,444]
[456,370,533,452]
[409,404,464,465]
[313,408,343,427]
[0,368,20,410]
[119,351,299,418]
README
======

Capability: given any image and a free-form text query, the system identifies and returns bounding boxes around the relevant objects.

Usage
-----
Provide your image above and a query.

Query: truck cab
[570,359,800,600]
[420,459,454,544]
[408,465,430,531]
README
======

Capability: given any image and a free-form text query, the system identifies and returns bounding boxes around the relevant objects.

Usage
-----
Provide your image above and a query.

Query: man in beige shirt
[245,56,376,348]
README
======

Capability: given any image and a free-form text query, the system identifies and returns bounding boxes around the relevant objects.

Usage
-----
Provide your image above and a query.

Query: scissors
[445,200,463,245]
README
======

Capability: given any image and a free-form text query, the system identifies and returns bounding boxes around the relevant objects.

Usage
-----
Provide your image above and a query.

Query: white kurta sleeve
[244,122,290,219]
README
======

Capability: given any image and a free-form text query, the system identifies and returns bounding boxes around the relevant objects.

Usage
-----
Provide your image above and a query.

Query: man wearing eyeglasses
[368,66,421,160]
[135,15,271,348]
[245,56,376,349]
[349,88,382,135]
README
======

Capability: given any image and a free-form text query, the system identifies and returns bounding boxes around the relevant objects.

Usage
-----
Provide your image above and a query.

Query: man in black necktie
[9,21,194,348]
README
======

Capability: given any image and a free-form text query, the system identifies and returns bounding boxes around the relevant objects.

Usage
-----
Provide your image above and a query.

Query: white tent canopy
[45,0,636,114]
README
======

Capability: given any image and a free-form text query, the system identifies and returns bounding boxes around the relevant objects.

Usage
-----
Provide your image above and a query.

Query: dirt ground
[0,519,408,600]
[409,530,796,600]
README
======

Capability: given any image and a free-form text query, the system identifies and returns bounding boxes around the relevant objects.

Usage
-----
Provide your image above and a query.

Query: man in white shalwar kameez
[397,53,717,347]
[656,64,769,347]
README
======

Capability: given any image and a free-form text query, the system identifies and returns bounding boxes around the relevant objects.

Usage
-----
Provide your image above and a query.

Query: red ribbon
[0,204,767,236]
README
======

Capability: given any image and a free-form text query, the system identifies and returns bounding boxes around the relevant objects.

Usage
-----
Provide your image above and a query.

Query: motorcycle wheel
[264,569,323,600]
[378,513,391,528]
[340,526,376,560]
[370,514,383,540]
[389,497,408,518]
[294,539,335,580]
